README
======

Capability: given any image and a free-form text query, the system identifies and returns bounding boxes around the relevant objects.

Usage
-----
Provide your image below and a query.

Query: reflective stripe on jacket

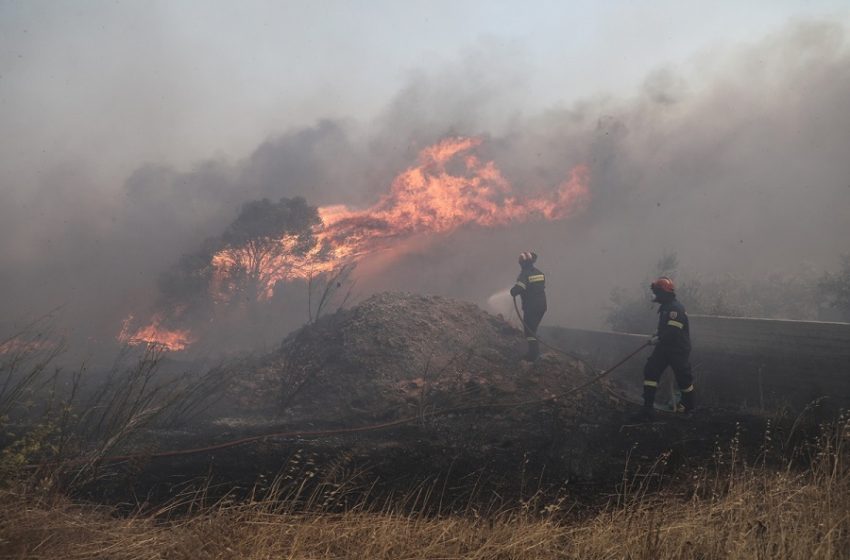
[510,266,547,310]
[656,298,691,351]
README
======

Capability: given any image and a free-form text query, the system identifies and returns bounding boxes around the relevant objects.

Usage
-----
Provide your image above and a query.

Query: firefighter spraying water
[510,252,547,361]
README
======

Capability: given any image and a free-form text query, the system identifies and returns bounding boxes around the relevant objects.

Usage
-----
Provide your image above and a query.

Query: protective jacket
[511,263,547,361]
[510,265,547,313]
[655,298,690,352]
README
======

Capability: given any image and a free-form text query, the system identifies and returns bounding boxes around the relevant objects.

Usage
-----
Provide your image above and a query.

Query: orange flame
[123,136,590,351]
[0,337,53,356]
[212,136,590,301]
[118,313,196,352]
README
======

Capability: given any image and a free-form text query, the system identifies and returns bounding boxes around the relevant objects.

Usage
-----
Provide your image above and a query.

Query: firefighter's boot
[522,338,539,362]
[642,382,658,410]
[630,382,657,421]
[679,387,696,412]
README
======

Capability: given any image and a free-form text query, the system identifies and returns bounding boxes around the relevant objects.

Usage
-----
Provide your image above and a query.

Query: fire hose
[28,315,650,470]
[512,295,655,408]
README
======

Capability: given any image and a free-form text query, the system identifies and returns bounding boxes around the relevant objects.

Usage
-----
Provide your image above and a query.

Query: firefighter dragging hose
[632,276,697,422]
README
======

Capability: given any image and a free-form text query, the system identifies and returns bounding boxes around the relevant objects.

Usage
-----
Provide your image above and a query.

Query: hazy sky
[2,1,850,351]
[3,0,848,181]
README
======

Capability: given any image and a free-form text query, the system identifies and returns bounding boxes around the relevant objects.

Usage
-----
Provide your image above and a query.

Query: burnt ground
[73,293,783,511]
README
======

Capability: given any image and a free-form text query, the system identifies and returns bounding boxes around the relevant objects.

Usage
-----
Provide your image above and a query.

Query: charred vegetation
[2,293,830,515]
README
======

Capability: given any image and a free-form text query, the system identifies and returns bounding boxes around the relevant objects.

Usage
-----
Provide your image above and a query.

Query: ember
[118,313,196,352]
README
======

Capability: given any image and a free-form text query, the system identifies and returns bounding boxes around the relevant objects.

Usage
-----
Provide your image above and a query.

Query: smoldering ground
[1,21,850,360]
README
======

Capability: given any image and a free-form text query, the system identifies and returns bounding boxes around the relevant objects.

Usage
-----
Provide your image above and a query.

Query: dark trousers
[522,305,546,359]
[642,346,695,410]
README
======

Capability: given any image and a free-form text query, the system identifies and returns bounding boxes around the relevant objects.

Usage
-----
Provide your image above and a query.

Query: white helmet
[518,251,537,265]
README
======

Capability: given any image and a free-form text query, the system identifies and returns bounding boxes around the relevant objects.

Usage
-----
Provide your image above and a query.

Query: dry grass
[2,335,848,558]
[2,418,848,560]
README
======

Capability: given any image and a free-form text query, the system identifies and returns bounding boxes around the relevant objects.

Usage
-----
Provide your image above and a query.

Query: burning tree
[211,197,321,303]
[121,197,324,351]
[122,135,591,352]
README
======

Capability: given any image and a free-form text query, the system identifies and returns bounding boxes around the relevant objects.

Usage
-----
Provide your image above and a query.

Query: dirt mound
[231,292,602,424]
[90,293,772,508]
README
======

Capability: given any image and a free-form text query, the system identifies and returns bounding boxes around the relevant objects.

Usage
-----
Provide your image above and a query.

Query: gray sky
[2,1,850,351]
[3,0,848,181]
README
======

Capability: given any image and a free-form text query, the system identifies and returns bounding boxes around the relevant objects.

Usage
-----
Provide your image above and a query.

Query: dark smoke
[2,21,849,360]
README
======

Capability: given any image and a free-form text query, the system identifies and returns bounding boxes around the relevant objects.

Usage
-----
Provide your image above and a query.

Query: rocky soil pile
[229,292,608,426]
[89,293,771,508]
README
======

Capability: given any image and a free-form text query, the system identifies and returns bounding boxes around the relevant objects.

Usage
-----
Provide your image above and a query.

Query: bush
[606,253,825,332]
[819,254,850,321]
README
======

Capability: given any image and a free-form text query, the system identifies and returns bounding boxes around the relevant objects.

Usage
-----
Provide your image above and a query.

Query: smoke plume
[2,21,849,359]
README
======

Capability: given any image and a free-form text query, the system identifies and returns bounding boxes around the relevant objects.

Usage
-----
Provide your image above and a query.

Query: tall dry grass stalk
[2,321,848,558]
[1,414,848,559]
[1,326,229,495]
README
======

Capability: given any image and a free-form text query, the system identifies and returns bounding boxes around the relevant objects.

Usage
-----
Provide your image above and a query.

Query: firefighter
[510,252,547,361]
[633,276,696,421]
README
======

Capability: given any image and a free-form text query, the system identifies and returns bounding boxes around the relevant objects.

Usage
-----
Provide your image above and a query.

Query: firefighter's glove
[648,335,660,346]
